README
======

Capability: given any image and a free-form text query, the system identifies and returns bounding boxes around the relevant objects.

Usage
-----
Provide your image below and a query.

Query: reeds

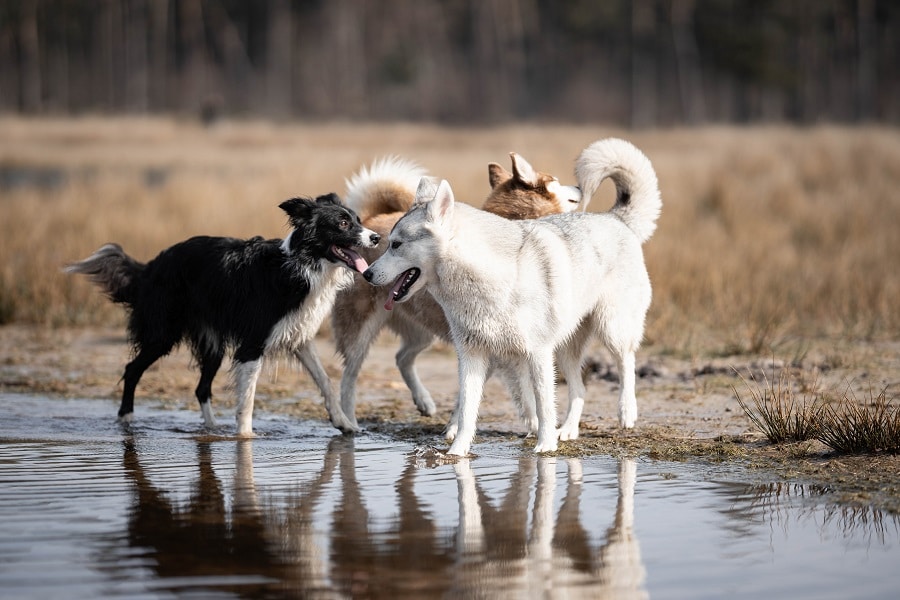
[735,367,900,454]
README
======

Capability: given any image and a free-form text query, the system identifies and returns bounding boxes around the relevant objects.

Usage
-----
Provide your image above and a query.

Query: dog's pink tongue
[351,255,369,273]
[384,275,406,311]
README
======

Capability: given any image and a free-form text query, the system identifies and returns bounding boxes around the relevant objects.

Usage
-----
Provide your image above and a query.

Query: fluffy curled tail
[575,138,661,244]
[64,243,144,305]
[343,156,429,222]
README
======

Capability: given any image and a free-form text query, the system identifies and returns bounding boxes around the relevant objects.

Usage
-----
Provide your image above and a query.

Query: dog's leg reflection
[448,456,646,598]
[597,458,647,598]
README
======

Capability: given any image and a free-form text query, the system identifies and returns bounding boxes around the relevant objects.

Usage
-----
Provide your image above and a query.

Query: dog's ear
[426,179,455,224]
[488,162,511,189]
[510,153,539,187]
[414,176,440,205]
[279,197,316,223]
[315,192,341,206]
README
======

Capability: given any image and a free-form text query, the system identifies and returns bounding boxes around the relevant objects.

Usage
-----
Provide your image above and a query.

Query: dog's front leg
[233,359,263,437]
[294,342,357,433]
[446,350,489,457]
[529,351,559,453]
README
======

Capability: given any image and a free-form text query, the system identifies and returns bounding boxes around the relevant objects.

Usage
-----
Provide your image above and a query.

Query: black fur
[66,193,378,427]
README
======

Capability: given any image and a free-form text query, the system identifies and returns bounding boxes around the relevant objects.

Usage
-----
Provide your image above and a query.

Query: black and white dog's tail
[575,138,662,244]
[64,243,144,305]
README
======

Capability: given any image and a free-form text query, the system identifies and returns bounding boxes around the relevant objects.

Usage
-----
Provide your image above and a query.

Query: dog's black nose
[370,232,381,245]
[363,269,374,282]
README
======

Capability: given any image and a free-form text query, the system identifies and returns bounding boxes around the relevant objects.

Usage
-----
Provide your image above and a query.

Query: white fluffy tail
[343,156,429,222]
[575,138,661,244]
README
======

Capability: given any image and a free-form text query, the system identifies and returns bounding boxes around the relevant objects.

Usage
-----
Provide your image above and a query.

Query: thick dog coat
[364,139,661,455]
[332,154,581,430]
[66,194,379,435]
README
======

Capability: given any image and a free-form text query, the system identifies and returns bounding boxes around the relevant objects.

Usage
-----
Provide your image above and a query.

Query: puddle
[0,394,897,599]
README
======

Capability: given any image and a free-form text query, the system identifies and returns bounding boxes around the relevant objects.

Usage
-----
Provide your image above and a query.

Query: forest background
[1,0,897,126]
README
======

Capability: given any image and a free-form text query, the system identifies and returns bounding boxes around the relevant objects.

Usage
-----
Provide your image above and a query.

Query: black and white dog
[66,193,379,435]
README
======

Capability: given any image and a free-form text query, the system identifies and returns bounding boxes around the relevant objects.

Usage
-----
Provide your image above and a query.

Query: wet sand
[1,324,899,512]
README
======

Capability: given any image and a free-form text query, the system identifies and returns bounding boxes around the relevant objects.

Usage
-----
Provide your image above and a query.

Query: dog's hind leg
[335,308,390,429]
[119,341,175,422]
[497,362,538,436]
[232,355,263,437]
[528,350,560,454]
[612,348,638,428]
[294,342,357,433]
[394,325,437,417]
[194,348,224,428]
[556,326,592,441]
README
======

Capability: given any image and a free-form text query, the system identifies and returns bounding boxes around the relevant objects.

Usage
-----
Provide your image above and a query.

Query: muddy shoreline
[2,324,898,513]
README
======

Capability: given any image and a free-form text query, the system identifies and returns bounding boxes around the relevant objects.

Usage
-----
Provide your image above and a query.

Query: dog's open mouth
[330,245,369,273]
[385,268,420,311]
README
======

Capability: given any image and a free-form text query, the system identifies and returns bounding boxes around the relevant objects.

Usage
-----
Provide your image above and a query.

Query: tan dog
[331,154,581,430]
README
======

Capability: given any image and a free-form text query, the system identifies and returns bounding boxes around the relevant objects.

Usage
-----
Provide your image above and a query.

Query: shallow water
[0,395,897,599]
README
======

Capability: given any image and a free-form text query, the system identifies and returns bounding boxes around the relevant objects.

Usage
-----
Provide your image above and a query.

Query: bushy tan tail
[343,156,429,222]
[64,243,144,305]
[575,138,661,244]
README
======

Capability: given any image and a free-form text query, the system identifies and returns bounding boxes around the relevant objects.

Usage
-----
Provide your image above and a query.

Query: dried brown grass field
[1,117,899,358]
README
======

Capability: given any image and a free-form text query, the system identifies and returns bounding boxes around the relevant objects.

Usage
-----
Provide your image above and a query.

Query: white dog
[364,139,661,456]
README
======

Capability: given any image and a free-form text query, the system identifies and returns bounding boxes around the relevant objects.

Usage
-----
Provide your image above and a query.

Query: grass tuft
[817,388,900,454]
[733,368,823,443]
[736,364,900,455]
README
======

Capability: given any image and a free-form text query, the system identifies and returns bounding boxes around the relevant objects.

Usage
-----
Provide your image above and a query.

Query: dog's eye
[339,219,350,230]
[391,240,403,250]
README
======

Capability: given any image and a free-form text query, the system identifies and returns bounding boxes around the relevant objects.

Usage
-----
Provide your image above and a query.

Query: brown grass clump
[1,118,899,356]
[733,368,823,443]
[735,364,900,455]
[818,389,900,455]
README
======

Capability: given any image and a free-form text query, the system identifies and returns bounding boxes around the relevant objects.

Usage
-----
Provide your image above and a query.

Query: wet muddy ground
[2,325,898,513]
[1,394,898,599]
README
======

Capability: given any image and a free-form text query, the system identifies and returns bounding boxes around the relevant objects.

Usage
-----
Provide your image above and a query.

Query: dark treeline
[1,0,897,125]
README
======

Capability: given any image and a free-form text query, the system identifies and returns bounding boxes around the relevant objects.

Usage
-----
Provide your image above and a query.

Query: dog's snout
[363,268,374,282]
[369,232,381,246]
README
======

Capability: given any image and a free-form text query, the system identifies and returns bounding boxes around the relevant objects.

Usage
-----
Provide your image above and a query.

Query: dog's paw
[117,413,134,424]
[236,428,257,438]
[444,422,459,442]
[533,437,558,454]
[446,439,471,457]
[618,416,636,429]
[557,423,580,441]
[413,394,437,417]
[330,413,361,434]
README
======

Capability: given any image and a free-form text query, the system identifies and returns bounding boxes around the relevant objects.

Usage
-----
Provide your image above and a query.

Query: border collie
[66,193,379,435]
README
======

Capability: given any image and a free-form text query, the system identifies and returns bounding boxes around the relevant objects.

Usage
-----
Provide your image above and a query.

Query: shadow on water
[0,395,898,599]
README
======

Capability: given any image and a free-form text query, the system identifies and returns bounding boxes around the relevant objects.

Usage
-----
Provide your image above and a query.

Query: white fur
[234,359,263,436]
[235,226,376,436]
[365,138,661,456]
[344,156,428,215]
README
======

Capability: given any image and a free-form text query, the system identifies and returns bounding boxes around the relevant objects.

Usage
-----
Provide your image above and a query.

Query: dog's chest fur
[265,264,353,353]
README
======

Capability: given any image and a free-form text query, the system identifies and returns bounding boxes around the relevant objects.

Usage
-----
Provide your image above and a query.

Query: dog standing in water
[66,193,379,435]
[364,139,662,455]
[331,154,582,430]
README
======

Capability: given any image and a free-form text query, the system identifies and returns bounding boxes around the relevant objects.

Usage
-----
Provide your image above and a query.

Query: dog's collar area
[384,268,420,311]
[329,245,369,273]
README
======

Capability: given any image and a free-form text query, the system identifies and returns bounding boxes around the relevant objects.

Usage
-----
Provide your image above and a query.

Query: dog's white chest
[266,267,352,351]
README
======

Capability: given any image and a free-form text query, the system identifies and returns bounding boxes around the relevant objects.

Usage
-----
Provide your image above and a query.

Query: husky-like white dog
[363,138,661,455]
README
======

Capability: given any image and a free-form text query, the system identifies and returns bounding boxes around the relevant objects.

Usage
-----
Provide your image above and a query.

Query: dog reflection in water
[118,440,645,598]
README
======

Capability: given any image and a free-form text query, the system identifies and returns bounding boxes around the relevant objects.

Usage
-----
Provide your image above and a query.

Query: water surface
[0,395,897,599]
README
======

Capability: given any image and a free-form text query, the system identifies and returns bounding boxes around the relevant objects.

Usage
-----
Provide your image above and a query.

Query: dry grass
[818,389,900,454]
[2,117,899,355]
[735,366,900,455]
[733,369,824,443]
